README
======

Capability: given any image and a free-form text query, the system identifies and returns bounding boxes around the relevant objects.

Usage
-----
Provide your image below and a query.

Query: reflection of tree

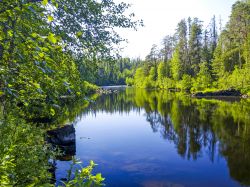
[145,112,162,133]
[210,102,250,186]
[87,88,250,185]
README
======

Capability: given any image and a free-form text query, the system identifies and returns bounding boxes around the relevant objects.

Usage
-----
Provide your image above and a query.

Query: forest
[123,0,250,96]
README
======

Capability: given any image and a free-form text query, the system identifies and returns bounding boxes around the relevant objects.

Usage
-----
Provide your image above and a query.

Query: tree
[161,35,175,62]
[188,18,203,76]
[171,48,182,81]
[134,67,145,87]
[180,74,192,91]
[193,62,212,91]
[51,0,141,58]
[157,62,167,81]
[212,0,250,85]
[176,19,189,75]
[149,67,157,81]
[202,16,218,69]
[146,44,160,65]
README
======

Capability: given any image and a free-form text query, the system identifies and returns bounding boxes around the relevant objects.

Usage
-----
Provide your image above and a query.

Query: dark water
[55,88,250,187]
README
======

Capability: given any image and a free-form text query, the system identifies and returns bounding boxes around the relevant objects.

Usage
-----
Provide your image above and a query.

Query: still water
[56,88,250,187]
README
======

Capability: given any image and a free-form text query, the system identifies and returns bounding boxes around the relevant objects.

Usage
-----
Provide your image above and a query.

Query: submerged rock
[192,89,242,97]
[47,124,76,161]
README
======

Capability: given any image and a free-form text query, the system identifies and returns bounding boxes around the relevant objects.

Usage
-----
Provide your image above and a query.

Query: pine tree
[176,19,188,75]
[188,18,203,76]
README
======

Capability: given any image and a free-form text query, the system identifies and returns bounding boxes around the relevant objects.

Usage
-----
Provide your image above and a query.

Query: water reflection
[80,88,250,186]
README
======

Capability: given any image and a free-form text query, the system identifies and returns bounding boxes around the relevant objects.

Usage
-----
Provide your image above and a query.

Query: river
[52,87,250,187]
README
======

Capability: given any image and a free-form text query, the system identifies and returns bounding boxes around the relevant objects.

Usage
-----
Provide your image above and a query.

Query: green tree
[193,62,212,91]
[161,35,175,62]
[171,48,182,81]
[134,67,145,87]
[180,74,193,91]
[188,18,203,76]
[176,19,188,75]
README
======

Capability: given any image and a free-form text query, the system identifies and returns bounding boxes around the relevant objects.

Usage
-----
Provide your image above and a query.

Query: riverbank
[125,85,250,99]
[192,89,249,98]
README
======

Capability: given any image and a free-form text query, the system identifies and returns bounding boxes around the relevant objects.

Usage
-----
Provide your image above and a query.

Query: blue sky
[115,0,237,59]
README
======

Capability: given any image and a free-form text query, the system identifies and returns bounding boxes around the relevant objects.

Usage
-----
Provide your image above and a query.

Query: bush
[125,77,134,86]
[60,158,105,187]
[180,74,192,91]
[83,81,99,94]
[192,62,212,91]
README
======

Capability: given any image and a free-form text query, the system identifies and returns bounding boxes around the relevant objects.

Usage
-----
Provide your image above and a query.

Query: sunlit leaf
[38,52,45,58]
[47,33,57,44]
[48,15,54,22]
[42,0,48,6]
[76,31,83,38]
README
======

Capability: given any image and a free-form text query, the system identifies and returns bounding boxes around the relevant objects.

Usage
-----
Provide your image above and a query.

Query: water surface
[56,88,250,187]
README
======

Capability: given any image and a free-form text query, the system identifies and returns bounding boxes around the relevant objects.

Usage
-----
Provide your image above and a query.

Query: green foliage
[157,61,167,81]
[217,65,250,93]
[192,62,212,91]
[180,74,192,91]
[89,58,140,86]
[61,158,105,187]
[171,49,182,81]
[148,67,157,81]
[126,77,134,86]
[188,18,203,75]
[0,115,53,186]
[82,81,99,95]
[52,0,141,57]
[134,67,145,87]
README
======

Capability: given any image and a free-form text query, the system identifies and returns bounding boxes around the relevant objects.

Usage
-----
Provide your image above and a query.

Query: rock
[241,94,249,98]
[96,88,119,95]
[192,89,242,97]
[47,124,76,161]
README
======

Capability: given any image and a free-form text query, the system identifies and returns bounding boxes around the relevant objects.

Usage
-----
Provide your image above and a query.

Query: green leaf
[95,173,104,182]
[76,31,83,38]
[42,0,48,6]
[7,30,13,37]
[52,0,59,8]
[31,33,38,38]
[48,15,54,22]
[38,52,45,58]
[89,160,95,167]
[47,33,57,44]
[50,108,55,116]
